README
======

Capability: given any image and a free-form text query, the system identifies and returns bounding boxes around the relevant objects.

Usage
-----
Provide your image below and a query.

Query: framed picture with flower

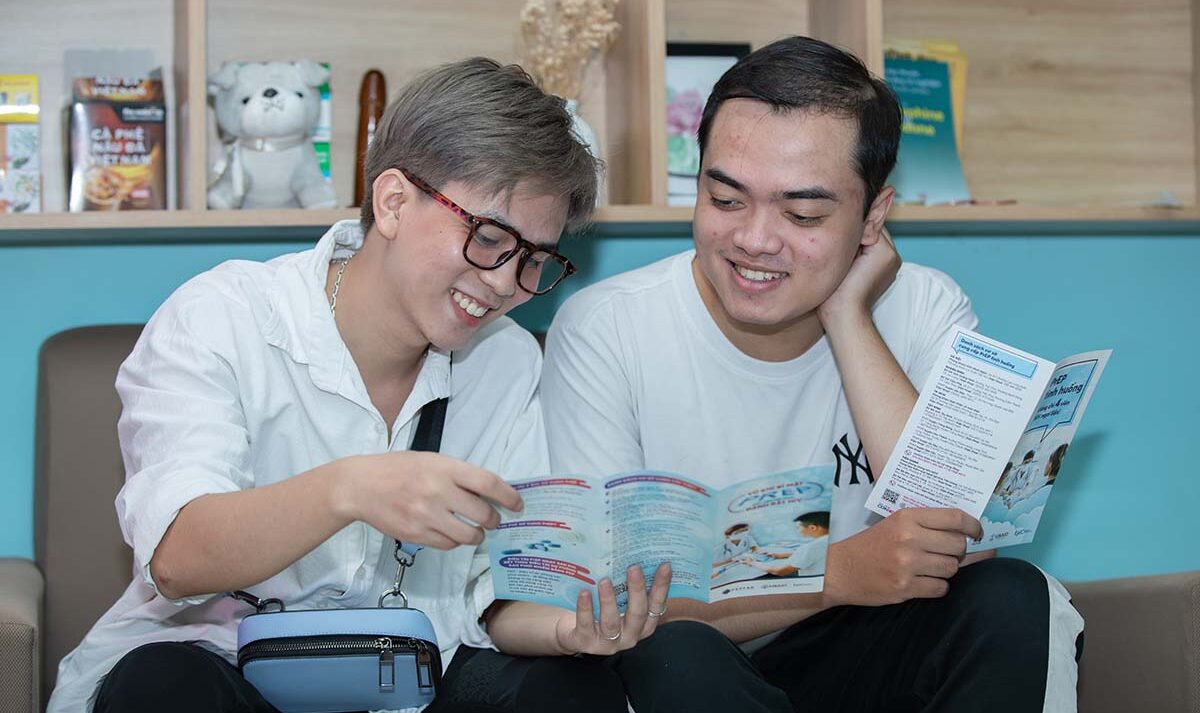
[666,42,751,206]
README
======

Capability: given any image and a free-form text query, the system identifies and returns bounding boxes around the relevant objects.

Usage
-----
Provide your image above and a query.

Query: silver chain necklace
[329,255,352,315]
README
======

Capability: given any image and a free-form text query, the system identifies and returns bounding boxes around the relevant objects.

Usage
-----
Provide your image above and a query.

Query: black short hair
[697,35,901,217]
[794,511,831,530]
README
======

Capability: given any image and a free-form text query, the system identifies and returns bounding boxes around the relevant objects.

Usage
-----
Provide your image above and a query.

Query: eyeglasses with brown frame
[400,168,577,296]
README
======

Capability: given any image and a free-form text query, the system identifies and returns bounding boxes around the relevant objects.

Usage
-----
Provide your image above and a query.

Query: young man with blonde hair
[50,58,668,713]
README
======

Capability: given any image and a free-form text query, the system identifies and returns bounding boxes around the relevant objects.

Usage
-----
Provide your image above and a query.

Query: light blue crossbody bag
[232,397,448,713]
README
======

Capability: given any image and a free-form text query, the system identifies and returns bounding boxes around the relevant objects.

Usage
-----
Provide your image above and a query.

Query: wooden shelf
[0,209,353,244]
[0,205,695,244]
[888,204,1200,222]
[6,204,1200,246]
[0,205,694,232]
[3,0,1199,239]
[886,204,1200,235]
[0,210,346,232]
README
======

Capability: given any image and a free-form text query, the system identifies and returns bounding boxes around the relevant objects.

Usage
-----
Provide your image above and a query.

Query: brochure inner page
[488,476,602,611]
[605,472,716,606]
[490,466,837,610]
[866,329,1055,519]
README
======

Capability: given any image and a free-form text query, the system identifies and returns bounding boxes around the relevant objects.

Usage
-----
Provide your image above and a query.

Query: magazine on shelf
[884,40,971,205]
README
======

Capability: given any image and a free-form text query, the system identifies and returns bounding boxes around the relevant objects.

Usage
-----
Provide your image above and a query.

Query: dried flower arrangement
[519,0,621,99]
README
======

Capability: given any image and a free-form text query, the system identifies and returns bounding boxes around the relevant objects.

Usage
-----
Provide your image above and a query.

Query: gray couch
[1,325,1197,712]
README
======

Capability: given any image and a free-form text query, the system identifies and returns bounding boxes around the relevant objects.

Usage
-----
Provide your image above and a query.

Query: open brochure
[864,328,1110,551]
[488,467,834,611]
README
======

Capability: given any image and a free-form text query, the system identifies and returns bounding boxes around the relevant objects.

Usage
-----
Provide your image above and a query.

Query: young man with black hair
[543,35,1082,712]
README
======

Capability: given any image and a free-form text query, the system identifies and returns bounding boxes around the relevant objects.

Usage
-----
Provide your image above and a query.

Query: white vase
[565,99,605,205]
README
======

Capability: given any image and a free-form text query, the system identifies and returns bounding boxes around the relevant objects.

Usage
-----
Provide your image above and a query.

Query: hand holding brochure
[487,467,834,611]
[864,329,1110,550]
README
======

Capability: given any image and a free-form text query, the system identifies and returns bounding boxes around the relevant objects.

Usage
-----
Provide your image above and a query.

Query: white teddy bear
[208,60,338,210]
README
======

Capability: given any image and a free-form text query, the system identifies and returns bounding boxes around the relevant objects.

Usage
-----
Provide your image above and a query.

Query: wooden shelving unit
[883,0,1199,212]
[0,205,698,232]
[2,0,1198,237]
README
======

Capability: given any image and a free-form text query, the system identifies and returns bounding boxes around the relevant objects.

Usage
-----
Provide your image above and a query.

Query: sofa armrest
[1067,571,1200,713]
[0,558,42,713]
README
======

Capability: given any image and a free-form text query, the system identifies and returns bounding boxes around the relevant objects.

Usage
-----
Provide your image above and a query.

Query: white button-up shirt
[48,220,549,713]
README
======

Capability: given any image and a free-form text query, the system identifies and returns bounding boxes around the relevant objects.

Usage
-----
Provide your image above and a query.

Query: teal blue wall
[3,230,1198,582]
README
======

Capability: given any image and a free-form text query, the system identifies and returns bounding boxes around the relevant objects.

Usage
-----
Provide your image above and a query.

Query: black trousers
[92,640,626,713]
[610,557,1069,713]
[95,558,1069,713]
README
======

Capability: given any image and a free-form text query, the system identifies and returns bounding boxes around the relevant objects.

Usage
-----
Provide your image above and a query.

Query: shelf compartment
[883,0,1197,210]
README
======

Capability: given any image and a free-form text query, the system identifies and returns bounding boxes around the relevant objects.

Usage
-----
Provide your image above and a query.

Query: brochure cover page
[970,353,1108,550]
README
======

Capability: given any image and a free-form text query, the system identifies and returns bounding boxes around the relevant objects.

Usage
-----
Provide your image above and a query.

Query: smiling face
[691,99,889,359]
[372,170,568,352]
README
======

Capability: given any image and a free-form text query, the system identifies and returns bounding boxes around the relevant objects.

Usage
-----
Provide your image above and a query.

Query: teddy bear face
[211,61,327,141]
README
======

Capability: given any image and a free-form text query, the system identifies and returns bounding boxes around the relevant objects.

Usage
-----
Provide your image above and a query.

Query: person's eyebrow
[477,209,516,231]
[704,168,748,193]
[478,210,559,250]
[780,186,839,202]
[706,167,839,203]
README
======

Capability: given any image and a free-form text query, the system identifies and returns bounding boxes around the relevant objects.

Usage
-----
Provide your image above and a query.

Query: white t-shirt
[49,220,549,713]
[542,250,976,545]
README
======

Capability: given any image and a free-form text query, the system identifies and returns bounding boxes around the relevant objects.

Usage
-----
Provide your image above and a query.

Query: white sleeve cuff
[461,569,498,650]
[140,562,217,607]
[118,470,240,605]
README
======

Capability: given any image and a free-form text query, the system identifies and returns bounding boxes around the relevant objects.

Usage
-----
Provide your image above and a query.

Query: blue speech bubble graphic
[1025,359,1098,438]
[951,333,1038,379]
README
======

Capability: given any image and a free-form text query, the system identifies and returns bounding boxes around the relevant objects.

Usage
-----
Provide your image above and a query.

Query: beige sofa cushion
[1069,571,1200,713]
[0,558,42,713]
[34,325,140,702]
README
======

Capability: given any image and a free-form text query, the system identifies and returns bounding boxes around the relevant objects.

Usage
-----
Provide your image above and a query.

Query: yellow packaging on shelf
[0,74,41,213]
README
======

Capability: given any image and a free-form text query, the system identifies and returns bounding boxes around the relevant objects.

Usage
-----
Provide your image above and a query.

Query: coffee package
[68,77,166,211]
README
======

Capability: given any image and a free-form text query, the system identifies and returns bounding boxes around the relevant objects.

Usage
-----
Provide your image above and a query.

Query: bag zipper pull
[377,637,395,692]
[415,640,435,690]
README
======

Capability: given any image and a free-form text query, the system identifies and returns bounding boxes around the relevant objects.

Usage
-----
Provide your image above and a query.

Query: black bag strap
[392,398,447,559]
[410,396,447,454]
[231,396,449,613]
[378,396,448,607]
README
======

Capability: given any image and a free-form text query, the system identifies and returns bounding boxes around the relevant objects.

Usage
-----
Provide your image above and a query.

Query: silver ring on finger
[647,604,667,619]
[603,629,622,641]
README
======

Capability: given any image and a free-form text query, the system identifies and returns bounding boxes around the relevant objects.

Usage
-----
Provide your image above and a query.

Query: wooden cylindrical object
[354,69,387,207]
